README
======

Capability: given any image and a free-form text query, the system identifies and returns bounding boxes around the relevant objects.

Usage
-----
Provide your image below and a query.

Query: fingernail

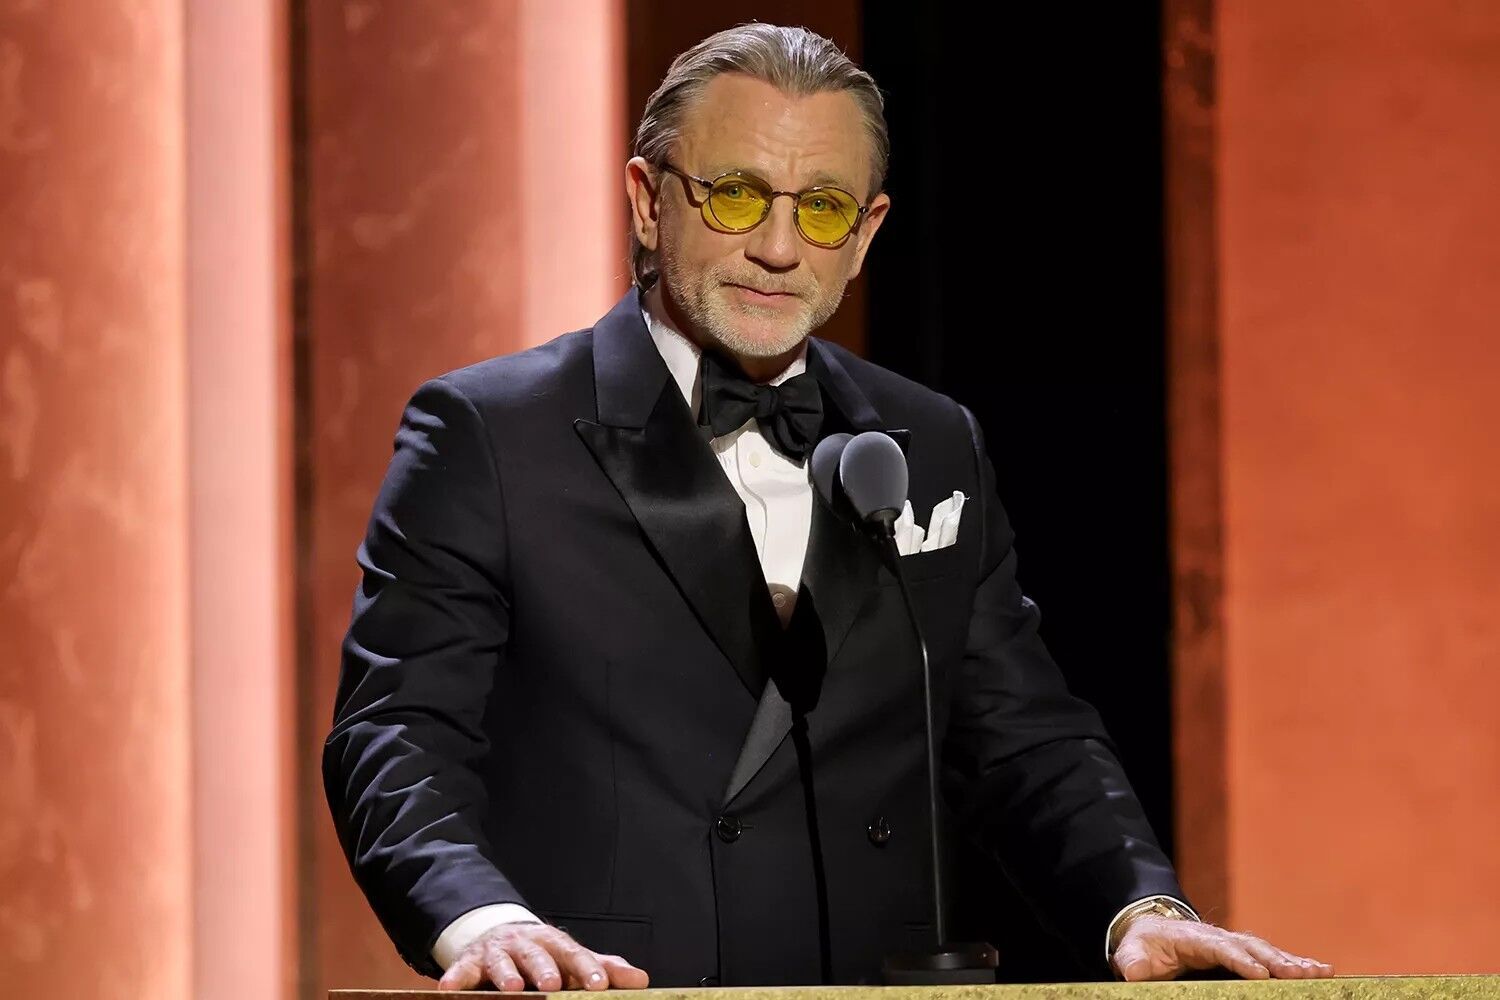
[589,972,604,985]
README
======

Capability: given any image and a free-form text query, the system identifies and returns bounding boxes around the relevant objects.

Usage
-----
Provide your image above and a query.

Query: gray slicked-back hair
[630,22,889,289]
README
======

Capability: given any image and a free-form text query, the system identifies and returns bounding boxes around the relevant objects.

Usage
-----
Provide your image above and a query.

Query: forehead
[675,73,870,191]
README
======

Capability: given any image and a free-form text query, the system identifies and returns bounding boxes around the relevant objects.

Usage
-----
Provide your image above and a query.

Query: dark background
[860,4,1174,980]
[627,2,1174,979]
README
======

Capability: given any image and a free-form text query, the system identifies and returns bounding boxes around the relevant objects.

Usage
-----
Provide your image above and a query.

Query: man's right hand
[437,922,651,992]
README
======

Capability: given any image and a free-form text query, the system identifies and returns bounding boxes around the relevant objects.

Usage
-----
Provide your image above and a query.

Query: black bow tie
[699,351,824,460]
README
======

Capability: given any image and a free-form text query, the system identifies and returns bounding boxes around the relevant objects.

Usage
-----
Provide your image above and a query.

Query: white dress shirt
[431,299,1190,971]
[645,304,814,626]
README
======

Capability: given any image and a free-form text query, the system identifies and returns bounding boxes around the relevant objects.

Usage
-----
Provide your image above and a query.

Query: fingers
[597,953,652,990]
[1113,917,1336,984]
[544,932,610,991]
[1240,936,1310,978]
[1123,918,1269,980]
[1238,935,1336,980]
[1301,955,1335,978]
[1197,927,1339,982]
[1204,933,1270,979]
[486,943,528,992]
[1109,938,1164,982]
[441,924,653,993]
[438,937,523,992]
[1242,935,1311,978]
[436,953,484,992]
[510,936,565,991]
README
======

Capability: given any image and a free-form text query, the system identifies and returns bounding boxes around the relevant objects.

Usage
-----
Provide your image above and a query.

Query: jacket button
[868,815,892,846]
[715,814,742,843]
[699,977,720,987]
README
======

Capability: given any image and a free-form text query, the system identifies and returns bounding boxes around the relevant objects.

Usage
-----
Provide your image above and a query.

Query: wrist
[433,903,542,969]
[1107,896,1200,959]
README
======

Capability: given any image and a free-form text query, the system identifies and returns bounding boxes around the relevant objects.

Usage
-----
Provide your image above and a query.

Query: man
[324,23,1332,992]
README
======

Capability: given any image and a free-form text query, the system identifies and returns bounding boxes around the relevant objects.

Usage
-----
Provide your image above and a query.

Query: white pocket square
[894,491,967,556]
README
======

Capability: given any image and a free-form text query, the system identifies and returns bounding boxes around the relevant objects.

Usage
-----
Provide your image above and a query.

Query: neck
[644,282,804,384]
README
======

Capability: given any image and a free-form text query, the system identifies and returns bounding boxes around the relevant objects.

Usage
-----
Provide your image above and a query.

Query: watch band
[1107,895,1201,958]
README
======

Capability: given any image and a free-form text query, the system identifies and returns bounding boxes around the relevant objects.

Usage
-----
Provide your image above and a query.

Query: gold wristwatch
[1107,896,1200,958]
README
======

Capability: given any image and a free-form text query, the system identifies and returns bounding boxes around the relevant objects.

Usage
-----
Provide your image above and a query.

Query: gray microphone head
[811,433,853,508]
[839,431,908,522]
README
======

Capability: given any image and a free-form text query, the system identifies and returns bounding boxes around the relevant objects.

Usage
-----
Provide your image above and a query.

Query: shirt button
[749,451,764,468]
[772,592,788,609]
[715,814,743,843]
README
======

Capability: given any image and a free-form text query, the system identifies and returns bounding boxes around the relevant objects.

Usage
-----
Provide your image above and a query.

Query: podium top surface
[332,977,1499,1000]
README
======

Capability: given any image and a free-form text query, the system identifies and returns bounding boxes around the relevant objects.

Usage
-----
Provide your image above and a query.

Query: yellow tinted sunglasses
[660,162,871,249]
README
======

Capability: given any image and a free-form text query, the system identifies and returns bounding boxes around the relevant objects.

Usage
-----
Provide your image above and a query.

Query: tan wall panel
[1217,0,1500,973]
[1164,0,1230,925]
[0,3,191,998]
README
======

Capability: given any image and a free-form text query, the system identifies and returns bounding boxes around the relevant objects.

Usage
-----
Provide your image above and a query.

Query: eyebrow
[702,165,856,192]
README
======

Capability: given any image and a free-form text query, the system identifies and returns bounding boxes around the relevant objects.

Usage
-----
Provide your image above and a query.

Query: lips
[726,282,797,298]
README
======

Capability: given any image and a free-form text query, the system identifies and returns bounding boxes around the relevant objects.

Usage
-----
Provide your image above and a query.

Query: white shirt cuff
[1104,894,1199,964]
[432,902,542,970]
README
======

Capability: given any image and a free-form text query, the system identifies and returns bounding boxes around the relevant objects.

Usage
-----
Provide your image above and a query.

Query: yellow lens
[796,187,861,245]
[707,175,769,232]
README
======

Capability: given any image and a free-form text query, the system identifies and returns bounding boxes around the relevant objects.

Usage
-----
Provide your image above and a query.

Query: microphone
[836,432,999,985]
[837,430,908,534]
[810,432,853,511]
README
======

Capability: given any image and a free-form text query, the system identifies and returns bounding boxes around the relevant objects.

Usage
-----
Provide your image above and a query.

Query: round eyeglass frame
[659,162,873,249]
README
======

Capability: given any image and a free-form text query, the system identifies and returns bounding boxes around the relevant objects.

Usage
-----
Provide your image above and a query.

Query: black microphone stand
[867,509,998,986]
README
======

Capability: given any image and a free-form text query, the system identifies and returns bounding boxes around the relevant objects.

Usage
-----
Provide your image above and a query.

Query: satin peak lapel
[573,291,779,700]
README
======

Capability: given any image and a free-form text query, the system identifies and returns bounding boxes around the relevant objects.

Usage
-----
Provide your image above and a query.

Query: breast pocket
[876,541,971,663]
[890,541,965,585]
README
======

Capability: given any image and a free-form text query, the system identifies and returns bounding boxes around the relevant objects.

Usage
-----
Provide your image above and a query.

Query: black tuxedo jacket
[324,289,1186,986]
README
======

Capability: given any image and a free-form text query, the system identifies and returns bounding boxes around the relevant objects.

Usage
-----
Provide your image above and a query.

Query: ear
[845,190,890,281]
[626,157,660,251]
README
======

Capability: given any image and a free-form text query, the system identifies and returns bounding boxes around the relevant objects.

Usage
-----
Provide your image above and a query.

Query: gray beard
[658,252,848,360]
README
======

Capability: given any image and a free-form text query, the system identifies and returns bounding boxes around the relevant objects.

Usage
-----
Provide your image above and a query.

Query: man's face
[628,73,890,365]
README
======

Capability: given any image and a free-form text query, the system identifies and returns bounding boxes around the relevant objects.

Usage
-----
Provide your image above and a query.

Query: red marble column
[1169,0,1500,974]
[0,3,191,998]
[302,1,624,991]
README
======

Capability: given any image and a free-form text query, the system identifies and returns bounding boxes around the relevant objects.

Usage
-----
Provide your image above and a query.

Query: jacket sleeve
[940,405,1189,977]
[323,376,526,978]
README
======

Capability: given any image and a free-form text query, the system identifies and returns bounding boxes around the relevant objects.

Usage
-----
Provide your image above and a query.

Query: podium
[332,978,1499,999]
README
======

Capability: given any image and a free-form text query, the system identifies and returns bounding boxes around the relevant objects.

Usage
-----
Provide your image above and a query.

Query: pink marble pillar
[303,1,624,991]
[0,3,191,998]
[185,2,296,999]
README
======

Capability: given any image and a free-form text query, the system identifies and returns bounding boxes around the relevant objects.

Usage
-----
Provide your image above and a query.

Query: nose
[744,193,801,271]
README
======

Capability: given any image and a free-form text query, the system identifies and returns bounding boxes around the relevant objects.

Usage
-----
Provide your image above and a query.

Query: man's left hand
[1111,915,1335,982]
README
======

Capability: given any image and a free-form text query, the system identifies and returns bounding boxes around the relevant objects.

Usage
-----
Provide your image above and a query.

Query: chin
[708,297,808,358]
[719,314,809,360]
